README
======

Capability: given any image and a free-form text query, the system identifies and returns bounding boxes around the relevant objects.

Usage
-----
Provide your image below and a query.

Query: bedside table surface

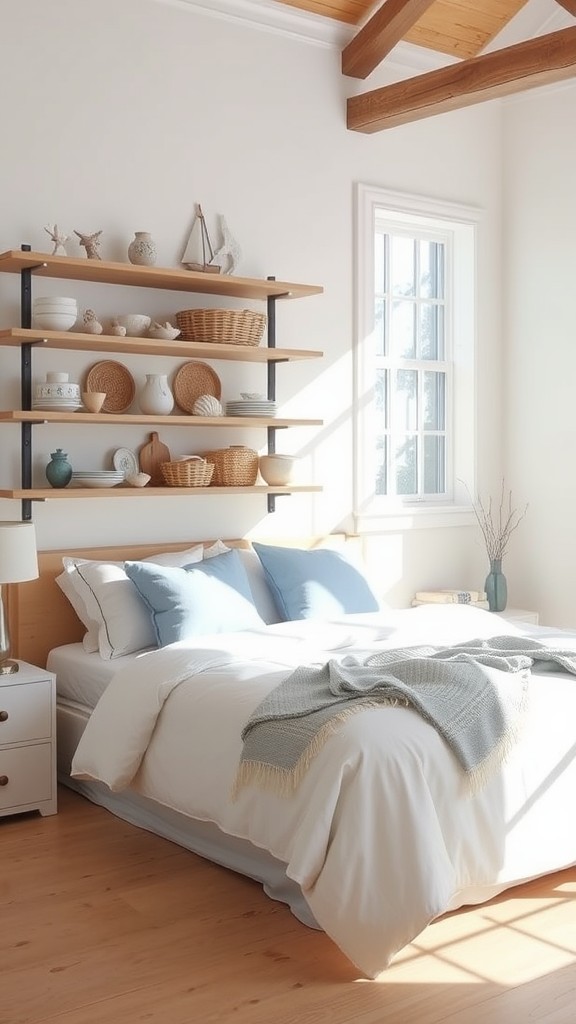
[0,661,54,686]
[498,608,539,624]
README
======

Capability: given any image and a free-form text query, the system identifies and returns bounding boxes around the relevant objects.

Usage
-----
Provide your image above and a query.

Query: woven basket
[202,446,259,486]
[176,308,267,347]
[161,458,214,487]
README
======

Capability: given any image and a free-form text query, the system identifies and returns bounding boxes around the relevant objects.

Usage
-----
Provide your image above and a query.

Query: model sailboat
[181,204,221,274]
[182,204,241,276]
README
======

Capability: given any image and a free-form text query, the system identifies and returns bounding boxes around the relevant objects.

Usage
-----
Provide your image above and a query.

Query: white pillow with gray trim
[55,542,227,659]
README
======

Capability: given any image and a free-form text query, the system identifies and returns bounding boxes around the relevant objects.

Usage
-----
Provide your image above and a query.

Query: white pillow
[55,562,100,653]
[237,548,281,625]
[58,543,218,660]
[206,543,280,625]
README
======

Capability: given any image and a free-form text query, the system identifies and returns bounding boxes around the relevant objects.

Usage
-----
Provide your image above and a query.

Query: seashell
[147,321,181,341]
[192,394,223,417]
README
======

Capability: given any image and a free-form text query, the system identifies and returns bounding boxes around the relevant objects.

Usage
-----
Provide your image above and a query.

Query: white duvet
[71,604,576,977]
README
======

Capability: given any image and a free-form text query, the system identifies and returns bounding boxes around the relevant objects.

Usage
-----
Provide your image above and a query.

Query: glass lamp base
[0,659,19,675]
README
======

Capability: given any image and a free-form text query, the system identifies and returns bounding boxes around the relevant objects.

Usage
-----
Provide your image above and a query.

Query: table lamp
[0,521,39,675]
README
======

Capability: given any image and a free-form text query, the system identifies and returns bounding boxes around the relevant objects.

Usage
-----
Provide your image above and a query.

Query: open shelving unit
[0,247,324,518]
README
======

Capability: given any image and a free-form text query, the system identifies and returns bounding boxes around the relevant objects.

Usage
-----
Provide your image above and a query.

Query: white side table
[0,661,57,818]
[497,608,539,626]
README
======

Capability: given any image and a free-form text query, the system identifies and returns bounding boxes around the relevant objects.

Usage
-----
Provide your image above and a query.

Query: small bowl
[36,382,80,400]
[33,311,78,331]
[113,314,151,337]
[125,472,151,488]
[259,454,298,486]
[33,297,77,309]
[82,391,106,413]
[241,392,265,401]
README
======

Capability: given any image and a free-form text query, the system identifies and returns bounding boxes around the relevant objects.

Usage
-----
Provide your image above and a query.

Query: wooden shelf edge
[0,486,323,499]
[0,329,323,363]
[0,251,323,301]
[0,411,323,428]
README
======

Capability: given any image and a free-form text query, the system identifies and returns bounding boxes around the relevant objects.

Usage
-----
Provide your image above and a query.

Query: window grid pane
[373,226,448,501]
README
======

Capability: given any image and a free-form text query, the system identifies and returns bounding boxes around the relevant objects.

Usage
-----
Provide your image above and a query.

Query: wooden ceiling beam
[342,0,438,79]
[347,26,576,132]
[555,0,576,15]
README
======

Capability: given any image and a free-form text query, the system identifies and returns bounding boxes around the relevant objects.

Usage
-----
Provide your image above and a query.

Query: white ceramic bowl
[35,382,80,400]
[259,454,298,486]
[33,296,77,306]
[33,311,78,331]
[125,472,151,488]
[114,314,151,337]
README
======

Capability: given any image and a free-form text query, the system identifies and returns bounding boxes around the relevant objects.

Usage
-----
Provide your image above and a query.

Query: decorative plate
[112,447,139,479]
[173,360,222,414]
[84,360,136,413]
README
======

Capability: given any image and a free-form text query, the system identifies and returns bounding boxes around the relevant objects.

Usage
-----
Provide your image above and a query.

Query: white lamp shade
[0,522,39,584]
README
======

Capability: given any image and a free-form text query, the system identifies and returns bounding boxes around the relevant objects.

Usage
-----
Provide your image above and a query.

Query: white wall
[502,80,576,628]
[0,0,506,606]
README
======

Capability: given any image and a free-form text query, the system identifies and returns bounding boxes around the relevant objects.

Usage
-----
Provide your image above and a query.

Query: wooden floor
[2,786,576,1024]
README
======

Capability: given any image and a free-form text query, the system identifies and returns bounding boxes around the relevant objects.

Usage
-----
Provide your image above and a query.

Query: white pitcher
[139,373,174,415]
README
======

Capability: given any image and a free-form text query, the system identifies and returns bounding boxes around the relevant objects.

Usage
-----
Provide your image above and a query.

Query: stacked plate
[226,398,277,417]
[71,470,125,489]
[32,396,83,412]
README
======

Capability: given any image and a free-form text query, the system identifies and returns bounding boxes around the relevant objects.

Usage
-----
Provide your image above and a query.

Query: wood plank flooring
[2,786,576,1023]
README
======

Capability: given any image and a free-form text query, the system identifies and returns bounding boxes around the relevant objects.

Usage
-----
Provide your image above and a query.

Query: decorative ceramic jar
[45,448,72,488]
[128,231,157,267]
[139,373,174,415]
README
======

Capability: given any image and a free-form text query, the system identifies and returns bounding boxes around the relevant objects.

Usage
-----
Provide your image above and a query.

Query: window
[354,185,479,531]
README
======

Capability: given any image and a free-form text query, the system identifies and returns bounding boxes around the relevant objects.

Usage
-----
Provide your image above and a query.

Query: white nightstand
[497,608,539,626]
[0,661,57,818]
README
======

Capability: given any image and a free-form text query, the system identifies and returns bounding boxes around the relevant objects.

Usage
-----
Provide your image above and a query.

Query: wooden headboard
[6,535,351,668]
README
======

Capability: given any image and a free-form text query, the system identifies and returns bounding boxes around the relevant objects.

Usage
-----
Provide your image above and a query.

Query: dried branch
[466,480,528,562]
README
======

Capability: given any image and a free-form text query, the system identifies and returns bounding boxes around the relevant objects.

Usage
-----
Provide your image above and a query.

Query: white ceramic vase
[128,231,157,267]
[139,373,174,415]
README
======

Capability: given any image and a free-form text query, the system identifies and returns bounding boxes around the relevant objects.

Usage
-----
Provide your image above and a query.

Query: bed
[9,537,576,978]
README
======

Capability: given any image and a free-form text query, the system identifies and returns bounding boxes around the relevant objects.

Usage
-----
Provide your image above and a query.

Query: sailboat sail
[181,204,221,274]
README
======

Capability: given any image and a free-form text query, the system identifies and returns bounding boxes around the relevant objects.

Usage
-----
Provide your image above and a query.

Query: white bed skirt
[57,699,319,929]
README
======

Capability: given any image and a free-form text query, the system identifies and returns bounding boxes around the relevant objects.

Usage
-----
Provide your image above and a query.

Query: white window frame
[354,184,480,533]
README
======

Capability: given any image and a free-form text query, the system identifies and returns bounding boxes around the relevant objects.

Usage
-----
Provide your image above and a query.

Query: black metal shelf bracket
[267,280,278,512]
[20,244,33,521]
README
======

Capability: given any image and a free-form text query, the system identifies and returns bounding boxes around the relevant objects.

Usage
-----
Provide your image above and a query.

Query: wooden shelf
[0,251,323,301]
[0,485,323,500]
[0,410,322,428]
[0,329,323,362]
[0,249,323,514]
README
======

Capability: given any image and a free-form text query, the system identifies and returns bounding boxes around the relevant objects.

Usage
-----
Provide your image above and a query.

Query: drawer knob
[0,776,8,787]
[0,711,8,722]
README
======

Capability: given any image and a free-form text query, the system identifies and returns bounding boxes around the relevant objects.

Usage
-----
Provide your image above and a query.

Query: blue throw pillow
[252,543,380,621]
[124,548,264,647]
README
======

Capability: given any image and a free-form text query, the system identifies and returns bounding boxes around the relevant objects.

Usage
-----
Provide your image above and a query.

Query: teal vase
[485,558,507,612]
[45,448,72,488]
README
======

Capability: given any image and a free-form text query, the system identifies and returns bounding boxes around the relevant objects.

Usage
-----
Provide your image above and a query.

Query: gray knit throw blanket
[233,635,576,798]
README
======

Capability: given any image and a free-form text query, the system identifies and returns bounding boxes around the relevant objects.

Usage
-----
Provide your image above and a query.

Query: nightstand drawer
[0,743,53,810]
[0,680,52,745]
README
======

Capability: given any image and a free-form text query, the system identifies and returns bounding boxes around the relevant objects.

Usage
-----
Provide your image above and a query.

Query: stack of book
[411,589,489,609]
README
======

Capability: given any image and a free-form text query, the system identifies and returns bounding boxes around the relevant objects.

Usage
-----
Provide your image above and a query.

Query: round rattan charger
[173,360,222,414]
[84,360,136,413]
